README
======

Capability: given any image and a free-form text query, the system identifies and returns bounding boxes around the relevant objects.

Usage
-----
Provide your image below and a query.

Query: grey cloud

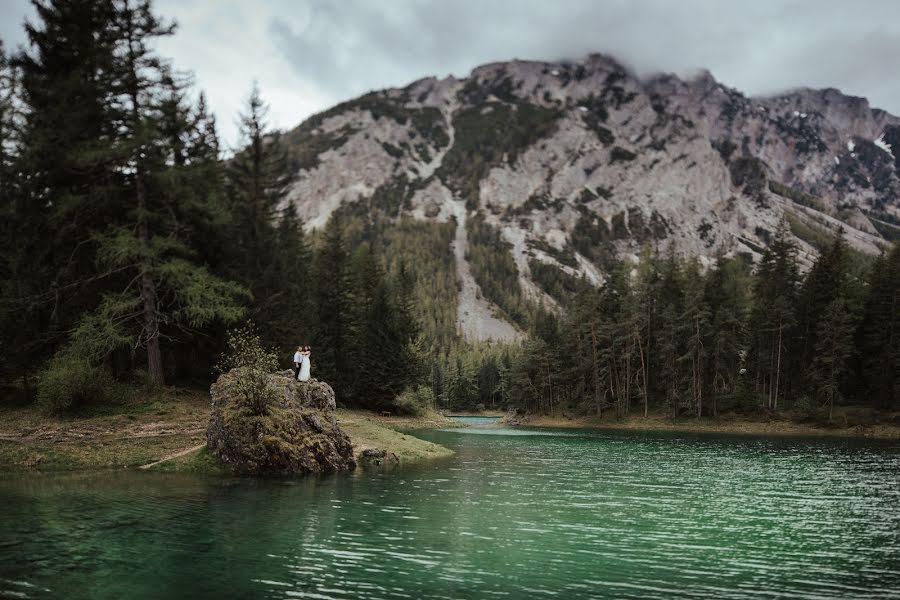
[268,0,900,117]
[3,0,900,141]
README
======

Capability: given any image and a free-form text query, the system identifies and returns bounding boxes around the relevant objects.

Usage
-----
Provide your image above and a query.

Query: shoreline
[0,388,456,474]
[516,413,900,439]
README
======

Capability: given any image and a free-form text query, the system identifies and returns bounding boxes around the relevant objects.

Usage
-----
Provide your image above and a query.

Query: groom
[292,345,303,380]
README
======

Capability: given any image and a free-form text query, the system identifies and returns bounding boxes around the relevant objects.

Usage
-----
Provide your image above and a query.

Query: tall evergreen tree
[704,254,752,415]
[312,213,354,398]
[226,83,296,347]
[679,259,710,417]
[796,230,850,383]
[859,245,900,409]
[811,298,854,421]
[749,222,799,410]
[10,0,121,375]
[13,0,241,383]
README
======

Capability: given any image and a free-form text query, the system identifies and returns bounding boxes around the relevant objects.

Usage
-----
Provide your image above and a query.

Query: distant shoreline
[515,413,900,439]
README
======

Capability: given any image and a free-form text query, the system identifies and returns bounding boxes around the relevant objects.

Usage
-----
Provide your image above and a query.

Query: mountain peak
[279,53,899,340]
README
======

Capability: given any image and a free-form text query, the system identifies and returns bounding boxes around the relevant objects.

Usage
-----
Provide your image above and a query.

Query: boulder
[207,369,356,475]
[358,448,400,467]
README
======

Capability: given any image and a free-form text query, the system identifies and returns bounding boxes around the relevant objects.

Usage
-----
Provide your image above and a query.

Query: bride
[298,346,311,381]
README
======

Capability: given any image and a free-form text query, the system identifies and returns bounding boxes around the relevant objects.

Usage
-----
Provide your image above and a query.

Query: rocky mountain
[276,53,900,341]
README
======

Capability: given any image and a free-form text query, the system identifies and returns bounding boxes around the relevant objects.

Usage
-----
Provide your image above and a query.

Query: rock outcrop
[207,370,356,475]
[358,448,400,467]
[275,53,899,341]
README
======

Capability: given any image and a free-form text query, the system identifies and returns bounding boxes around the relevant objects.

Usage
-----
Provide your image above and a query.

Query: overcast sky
[3,0,900,149]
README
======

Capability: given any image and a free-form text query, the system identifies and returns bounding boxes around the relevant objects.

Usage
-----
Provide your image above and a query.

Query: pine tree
[267,205,311,350]
[655,247,684,418]
[64,0,246,383]
[631,245,659,417]
[312,213,354,398]
[796,230,850,383]
[679,259,710,417]
[227,83,292,277]
[811,298,854,421]
[704,254,752,415]
[749,222,799,410]
[859,245,900,409]
[226,83,296,347]
[10,0,122,371]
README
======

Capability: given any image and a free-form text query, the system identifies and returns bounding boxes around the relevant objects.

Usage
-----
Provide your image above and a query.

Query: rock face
[207,370,356,475]
[275,53,900,341]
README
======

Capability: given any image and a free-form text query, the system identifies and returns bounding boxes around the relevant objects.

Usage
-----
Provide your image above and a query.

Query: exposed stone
[358,448,400,467]
[276,53,899,340]
[206,370,356,475]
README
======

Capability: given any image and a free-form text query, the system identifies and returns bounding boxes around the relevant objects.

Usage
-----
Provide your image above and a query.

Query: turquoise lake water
[2,421,899,599]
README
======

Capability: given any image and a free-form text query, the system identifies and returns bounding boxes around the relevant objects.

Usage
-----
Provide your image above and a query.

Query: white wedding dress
[298,355,311,381]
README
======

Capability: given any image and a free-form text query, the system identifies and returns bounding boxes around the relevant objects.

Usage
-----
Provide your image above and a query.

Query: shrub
[789,396,821,423]
[393,385,433,416]
[37,353,115,414]
[216,326,280,416]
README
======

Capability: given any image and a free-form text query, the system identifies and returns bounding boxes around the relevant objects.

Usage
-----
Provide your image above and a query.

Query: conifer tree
[796,230,849,383]
[859,245,900,409]
[11,0,121,369]
[811,298,854,421]
[62,0,246,384]
[312,213,354,397]
[749,222,798,410]
[680,259,710,417]
[704,255,752,415]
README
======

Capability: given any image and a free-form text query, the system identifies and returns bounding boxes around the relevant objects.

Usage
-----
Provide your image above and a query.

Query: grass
[336,409,455,462]
[0,385,209,472]
[0,386,455,473]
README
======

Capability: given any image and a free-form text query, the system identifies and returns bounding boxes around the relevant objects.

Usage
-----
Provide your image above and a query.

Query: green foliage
[784,211,834,253]
[216,325,279,416]
[37,353,115,414]
[529,259,581,305]
[768,181,827,211]
[859,244,900,409]
[394,384,434,416]
[810,298,854,420]
[466,214,527,326]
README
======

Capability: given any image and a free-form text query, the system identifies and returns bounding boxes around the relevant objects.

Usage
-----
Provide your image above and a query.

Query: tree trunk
[591,322,601,417]
[774,322,783,412]
[636,327,648,418]
[138,172,164,386]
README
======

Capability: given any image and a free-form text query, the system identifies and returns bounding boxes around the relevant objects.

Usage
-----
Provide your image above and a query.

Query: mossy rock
[207,370,356,475]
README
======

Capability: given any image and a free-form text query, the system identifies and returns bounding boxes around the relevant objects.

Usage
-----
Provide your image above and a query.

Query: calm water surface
[2,420,900,599]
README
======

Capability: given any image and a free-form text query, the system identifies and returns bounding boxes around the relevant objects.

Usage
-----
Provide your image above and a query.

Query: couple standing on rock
[293,346,312,381]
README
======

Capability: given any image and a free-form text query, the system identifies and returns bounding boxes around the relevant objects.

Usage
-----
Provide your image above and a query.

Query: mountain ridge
[275,52,899,340]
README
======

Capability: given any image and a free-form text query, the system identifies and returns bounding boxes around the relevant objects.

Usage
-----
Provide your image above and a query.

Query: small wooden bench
[379,411,392,418]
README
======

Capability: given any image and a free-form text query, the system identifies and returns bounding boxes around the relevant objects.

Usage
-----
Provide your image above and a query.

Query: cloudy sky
[2,0,900,149]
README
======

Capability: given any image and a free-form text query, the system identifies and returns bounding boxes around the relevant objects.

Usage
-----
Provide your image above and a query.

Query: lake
[2,420,899,599]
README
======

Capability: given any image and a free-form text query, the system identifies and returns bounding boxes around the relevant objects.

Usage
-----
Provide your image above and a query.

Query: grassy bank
[0,387,455,473]
[336,409,456,463]
[519,408,900,439]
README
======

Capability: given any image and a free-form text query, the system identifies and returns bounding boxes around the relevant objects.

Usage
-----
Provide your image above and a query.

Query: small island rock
[207,369,356,475]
